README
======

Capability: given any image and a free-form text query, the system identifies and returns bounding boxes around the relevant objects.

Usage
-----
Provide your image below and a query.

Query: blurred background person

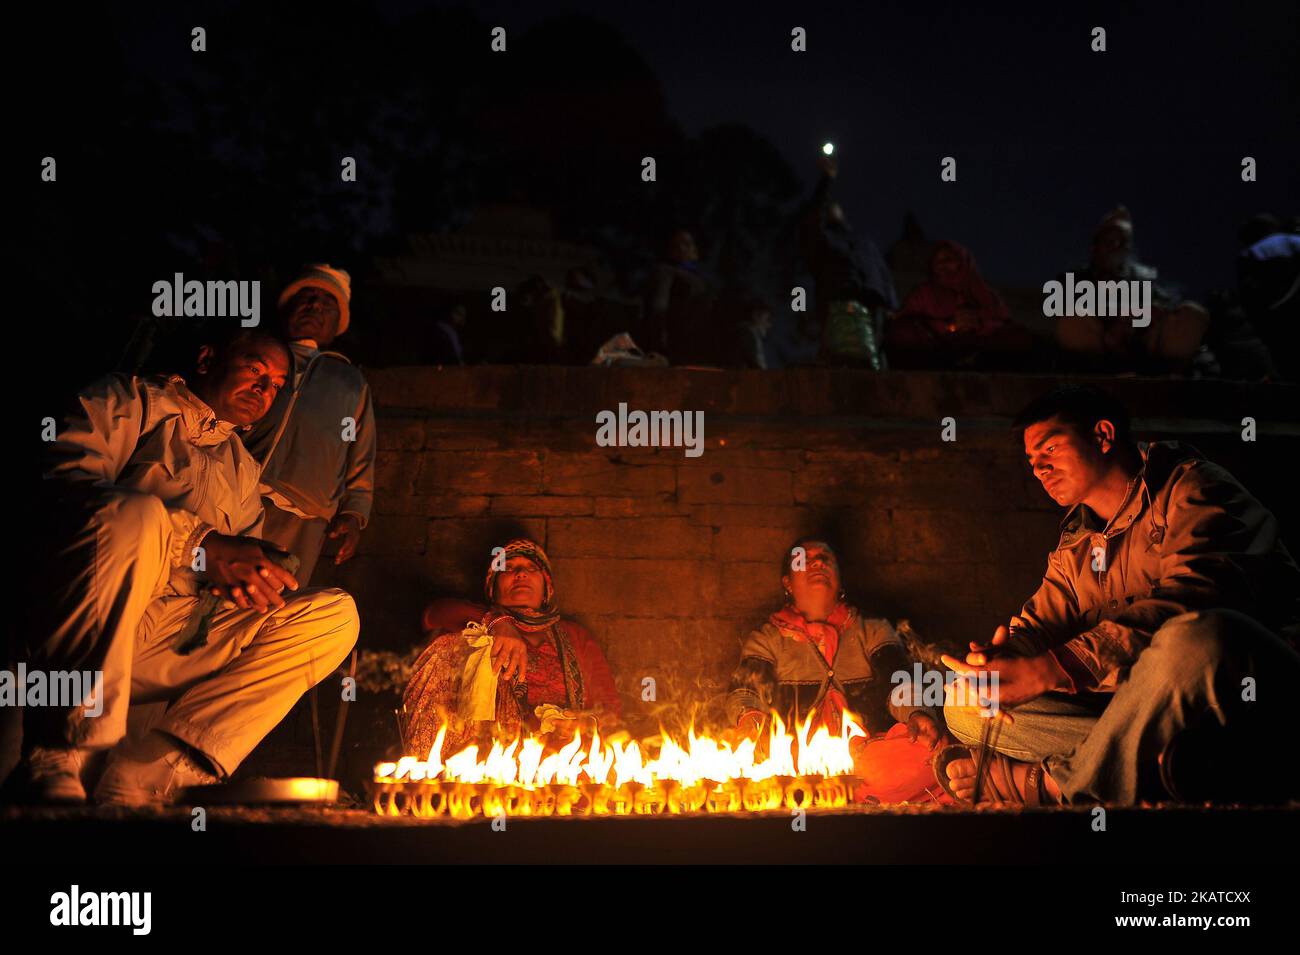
[722,295,773,369]
[1236,213,1300,380]
[800,152,896,369]
[884,211,936,305]
[642,228,715,364]
[885,239,1034,370]
[497,275,566,364]
[1055,206,1211,375]
[429,302,467,366]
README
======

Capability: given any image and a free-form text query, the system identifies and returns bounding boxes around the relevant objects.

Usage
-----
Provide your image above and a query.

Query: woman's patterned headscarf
[484,538,561,631]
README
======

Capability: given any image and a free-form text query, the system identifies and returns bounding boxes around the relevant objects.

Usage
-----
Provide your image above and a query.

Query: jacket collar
[290,339,351,366]
[1058,441,1203,545]
[167,375,240,448]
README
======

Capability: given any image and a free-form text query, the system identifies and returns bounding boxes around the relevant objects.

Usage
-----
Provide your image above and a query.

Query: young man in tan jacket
[940,385,1300,805]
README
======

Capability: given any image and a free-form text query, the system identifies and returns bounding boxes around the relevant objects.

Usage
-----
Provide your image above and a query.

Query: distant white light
[822,142,835,155]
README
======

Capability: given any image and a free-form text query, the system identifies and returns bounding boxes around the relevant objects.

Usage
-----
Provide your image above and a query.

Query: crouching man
[23,328,359,805]
[937,385,1300,805]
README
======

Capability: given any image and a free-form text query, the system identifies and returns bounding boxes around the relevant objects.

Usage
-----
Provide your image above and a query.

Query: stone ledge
[367,366,1300,430]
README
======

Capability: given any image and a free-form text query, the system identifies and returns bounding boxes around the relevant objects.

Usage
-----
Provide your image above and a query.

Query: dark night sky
[50,1,1300,297]
[461,0,1299,292]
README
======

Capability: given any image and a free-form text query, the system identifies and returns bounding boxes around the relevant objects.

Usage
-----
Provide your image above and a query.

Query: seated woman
[726,538,945,803]
[401,538,621,758]
[885,239,1033,369]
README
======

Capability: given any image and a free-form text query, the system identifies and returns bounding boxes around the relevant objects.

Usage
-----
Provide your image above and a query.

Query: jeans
[944,609,1300,804]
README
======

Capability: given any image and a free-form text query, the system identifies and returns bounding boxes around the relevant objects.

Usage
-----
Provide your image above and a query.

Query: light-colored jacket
[1010,441,1300,691]
[44,373,263,595]
[726,610,932,731]
[244,346,376,526]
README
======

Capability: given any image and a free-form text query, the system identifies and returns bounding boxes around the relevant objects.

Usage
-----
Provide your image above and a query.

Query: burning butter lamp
[182,776,340,807]
[369,711,871,819]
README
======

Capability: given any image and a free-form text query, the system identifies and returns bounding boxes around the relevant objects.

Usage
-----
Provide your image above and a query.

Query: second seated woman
[726,537,947,803]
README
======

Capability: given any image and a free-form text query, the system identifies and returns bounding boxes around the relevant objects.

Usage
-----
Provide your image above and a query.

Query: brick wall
[314,367,1300,732]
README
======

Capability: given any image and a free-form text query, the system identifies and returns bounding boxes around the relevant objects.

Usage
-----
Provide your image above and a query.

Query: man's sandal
[932,744,1051,806]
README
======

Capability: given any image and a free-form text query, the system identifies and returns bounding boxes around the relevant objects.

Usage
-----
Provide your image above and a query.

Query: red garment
[768,601,855,730]
[524,634,567,709]
[894,239,1010,337]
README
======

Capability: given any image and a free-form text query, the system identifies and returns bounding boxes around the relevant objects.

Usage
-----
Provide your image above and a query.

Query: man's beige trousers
[34,490,358,777]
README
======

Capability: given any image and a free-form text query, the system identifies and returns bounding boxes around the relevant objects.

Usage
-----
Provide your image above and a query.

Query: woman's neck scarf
[770,600,855,662]
[483,538,563,632]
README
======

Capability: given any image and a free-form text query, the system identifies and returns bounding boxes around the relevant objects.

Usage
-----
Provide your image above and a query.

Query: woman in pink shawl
[885,239,1033,369]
